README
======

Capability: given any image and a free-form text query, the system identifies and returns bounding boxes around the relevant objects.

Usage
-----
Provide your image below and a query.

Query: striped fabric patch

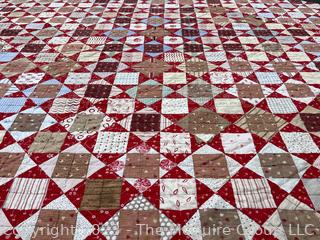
[232,179,276,209]
[4,178,49,210]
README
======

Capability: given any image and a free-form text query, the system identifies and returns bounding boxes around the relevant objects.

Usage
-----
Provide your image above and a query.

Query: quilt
[0,0,319,239]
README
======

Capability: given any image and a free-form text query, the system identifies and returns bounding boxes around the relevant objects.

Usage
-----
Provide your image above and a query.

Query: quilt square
[205,52,227,62]
[29,132,67,153]
[77,51,100,62]
[221,133,256,154]
[229,60,252,72]
[85,85,112,98]
[1,58,36,77]
[124,153,160,178]
[236,84,264,98]
[236,108,287,140]
[259,153,299,178]
[178,107,230,135]
[163,72,186,84]
[160,132,191,154]
[53,153,90,178]
[70,114,104,132]
[267,98,298,114]
[30,84,62,98]
[199,209,243,240]
[33,210,77,240]
[231,179,276,208]
[224,43,244,51]
[285,83,314,98]
[65,72,91,84]
[262,43,283,52]
[281,132,319,153]
[81,179,122,210]
[94,132,129,153]
[184,43,203,52]
[182,29,199,36]
[36,52,58,63]
[185,59,208,76]
[300,114,320,132]
[256,72,282,84]
[0,153,24,177]
[103,44,123,51]
[118,210,160,240]
[106,99,135,114]
[161,98,188,114]
[73,29,92,37]
[164,52,184,62]
[49,98,80,114]
[193,154,229,178]
[130,113,161,132]
[246,51,269,62]
[21,43,45,53]
[273,61,297,74]
[145,44,162,53]
[94,62,118,72]
[114,72,139,85]
[278,210,320,240]
[188,84,212,98]
[10,113,46,131]
[0,98,26,113]
[160,179,197,210]
[3,178,49,210]
[215,99,244,114]
[121,52,143,62]
[42,59,79,77]
[210,72,234,84]
[137,85,162,98]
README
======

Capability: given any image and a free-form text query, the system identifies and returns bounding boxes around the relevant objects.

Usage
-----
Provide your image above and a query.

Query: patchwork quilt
[0,0,319,239]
